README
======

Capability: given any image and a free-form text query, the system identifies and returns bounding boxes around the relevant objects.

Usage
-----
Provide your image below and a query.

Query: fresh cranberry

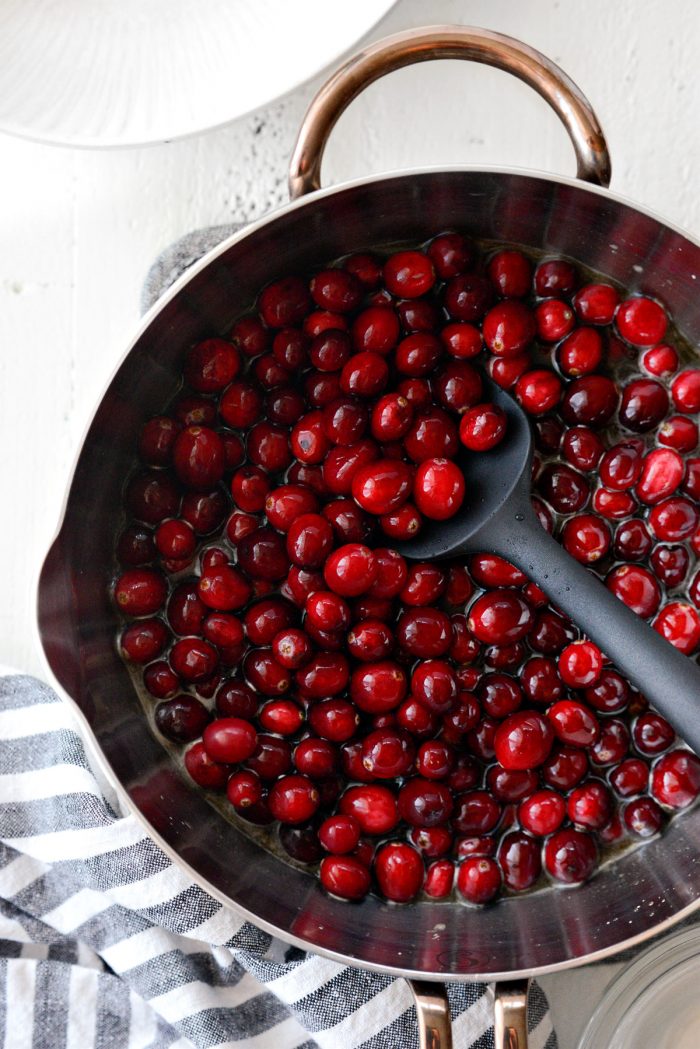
[308,698,358,742]
[246,734,292,780]
[440,322,482,360]
[557,327,603,376]
[202,717,257,763]
[468,590,533,645]
[498,831,542,891]
[671,369,700,414]
[494,710,553,770]
[572,283,619,325]
[561,375,618,427]
[642,343,679,377]
[459,404,507,451]
[536,299,575,342]
[515,370,562,415]
[651,750,700,808]
[614,519,652,561]
[633,712,675,756]
[542,744,589,789]
[456,857,501,903]
[616,296,667,345]
[659,415,699,453]
[619,378,669,433]
[653,602,700,654]
[404,408,459,463]
[170,637,218,681]
[488,352,530,390]
[483,300,536,356]
[624,796,664,837]
[611,758,649,797]
[226,770,263,811]
[544,828,597,883]
[184,741,229,790]
[606,564,661,618]
[319,856,370,900]
[636,448,685,504]
[340,784,398,835]
[412,458,465,520]
[120,619,168,663]
[519,789,566,836]
[143,660,179,698]
[444,273,493,322]
[535,259,577,296]
[114,568,167,616]
[649,497,698,541]
[294,737,338,778]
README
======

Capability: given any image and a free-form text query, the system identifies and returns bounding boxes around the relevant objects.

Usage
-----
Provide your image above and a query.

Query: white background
[1,1,698,1042]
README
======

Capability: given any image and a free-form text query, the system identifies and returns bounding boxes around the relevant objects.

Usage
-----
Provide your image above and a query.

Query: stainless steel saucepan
[37,27,700,1048]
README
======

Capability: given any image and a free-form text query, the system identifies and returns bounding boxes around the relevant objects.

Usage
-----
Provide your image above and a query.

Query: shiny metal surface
[289,26,611,199]
[495,981,530,1049]
[37,165,700,982]
[410,981,453,1049]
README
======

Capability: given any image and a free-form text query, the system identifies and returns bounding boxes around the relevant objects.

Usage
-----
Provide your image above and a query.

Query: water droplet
[515,513,524,521]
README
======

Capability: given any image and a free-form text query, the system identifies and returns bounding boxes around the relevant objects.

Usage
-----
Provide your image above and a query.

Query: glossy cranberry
[529,609,575,654]
[218,381,262,430]
[561,514,610,563]
[567,780,612,830]
[296,651,350,698]
[483,300,536,356]
[619,378,669,433]
[671,369,700,413]
[610,757,648,798]
[458,403,507,451]
[558,641,603,688]
[394,332,443,377]
[404,409,459,465]
[640,343,677,379]
[542,744,589,789]
[349,661,407,714]
[623,796,664,837]
[227,314,267,358]
[138,416,181,467]
[488,352,530,390]
[493,710,553,771]
[170,637,218,682]
[535,258,577,296]
[394,607,450,659]
[516,657,560,705]
[561,375,618,428]
[651,749,700,809]
[633,712,675,756]
[382,249,434,298]
[116,524,156,567]
[409,660,456,714]
[243,647,291,695]
[456,857,501,903]
[485,249,530,297]
[308,330,351,373]
[151,694,206,742]
[547,701,599,750]
[350,458,412,516]
[323,543,376,597]
[544,828,597,884]
[411,458,464,520]
[534,299,574,343]
[651,544,690,588]
[185,339,240,394]
[257,276,309,328]
[485,767,536,806]
[166,584,203,639]
[444,272,494,323]
[650,497,698,541]
[573,283,619,325]
[592,487,637,520]
[659,415,698,453]
[600,440,644,491]
[440,322,482,361]
[339,784,398,835]
[476,673,521,718]
[556,327,603,377]
[143,660,179,698]
[562,426,604,472]
[119,618,168,663]
[303,592,349,636]
[654,602,700,654]
[468,589,533,645]
[606,564,661,618]
[173,395,217,428]
[224,770,262,811]
[348,307,398,358]
[614,519,652,561]
[339,350,390,399]
[519,789,566,836]
[372,842,423,902]
[267,775,319,825]
[319,856,370,900]
[228,467,268,515]
[305,699,356,744]
[379,503,422,540]
[244,735,292,782]
[201,716,256,764]
[538,463,590,514]
[422,859,453,898]
[496,831,541,892]
[636,448,684,504]
[616,296,667,345]
[196,565,249,612]
[114,568,167,616]
[215,679,258,719]
[184,741,229,790]
[583,671,630,716]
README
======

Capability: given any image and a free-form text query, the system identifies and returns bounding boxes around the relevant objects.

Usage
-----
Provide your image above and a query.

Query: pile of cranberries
[114,233,700,906]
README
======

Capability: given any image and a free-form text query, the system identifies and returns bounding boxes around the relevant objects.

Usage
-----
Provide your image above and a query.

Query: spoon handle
[488,509,700,754]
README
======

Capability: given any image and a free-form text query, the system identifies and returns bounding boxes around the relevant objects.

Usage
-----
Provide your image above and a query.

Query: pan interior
[38,169,700,980]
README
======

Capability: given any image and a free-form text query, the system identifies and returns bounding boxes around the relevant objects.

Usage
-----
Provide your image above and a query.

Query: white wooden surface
[1,1,698,1043]
[3,0,700,678]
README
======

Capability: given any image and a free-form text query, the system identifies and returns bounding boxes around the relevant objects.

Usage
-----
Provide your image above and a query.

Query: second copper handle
[289,24,611,199]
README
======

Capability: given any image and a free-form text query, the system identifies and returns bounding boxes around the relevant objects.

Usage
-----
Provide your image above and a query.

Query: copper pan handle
[289,25,611,199]
[495,980,530,1049]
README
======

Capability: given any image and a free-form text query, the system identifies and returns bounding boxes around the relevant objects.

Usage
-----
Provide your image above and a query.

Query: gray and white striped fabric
[0,674,557,1049]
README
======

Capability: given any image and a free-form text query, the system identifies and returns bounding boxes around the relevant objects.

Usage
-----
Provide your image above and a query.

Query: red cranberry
[394,333,443,377]
[557,327,603,376]
[584,670,630,714]
[606,564,661,618]
[649,496,698,541]
[468,589,533,645]
[170,638,218,682]
[487,249,532,297]
[562,426,604,472]
[424,859,455,898]
[374,842,424,902]
[619,378,669,433]
[404,408,458,463]
[352,459,413,515]
[138,416,181,467]
[659,415,698,453]
[184,741,229,790]
[636,448,685,504]
[653,602,700,654]
[572,283,619,325]
[671,369,700,414]
[114,568,167,616]
[624,796,664,837]
[452,790,501,834]
[519,789,566,836]
[247,734,292,780]
[483,300,536,356]
[561,513,610,563]
[538,463,590,513]
[567,780,612,830]
[319,856,370,900]
[561,375,618,428]
[268,775,319,824]
[494,710,553,770]
[498,831,542,891]
[651,750,700,808]
[202,717,256,763]
[226,770,263,811]
[642,343,678,377]
[459,403,507,451]
[456,857,501,903]
[323,543,377,596]
[120,619,168,663]
[616,296,667,345]
[340,784,398,835]
[413,458,465,520]
[558,641,603,688]
[441,322,482,359]
[633,712,675,756]
[542,744,589,789]
[444,273,493,323]
[116,524,156,566]
[515,370,562,415]
[143,660,179,698]
[614,519,652,561]
[611,758,649,797]
[535,258,577,296]
[544,828,597,883]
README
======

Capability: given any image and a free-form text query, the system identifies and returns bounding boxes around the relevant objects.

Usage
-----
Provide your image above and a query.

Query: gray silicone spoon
[397,377,700,753]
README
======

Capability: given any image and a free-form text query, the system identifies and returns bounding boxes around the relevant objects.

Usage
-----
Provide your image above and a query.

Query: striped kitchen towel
[0,673,557,1048]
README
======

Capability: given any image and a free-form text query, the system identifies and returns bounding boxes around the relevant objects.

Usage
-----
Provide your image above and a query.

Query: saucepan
[37,26,700,1048]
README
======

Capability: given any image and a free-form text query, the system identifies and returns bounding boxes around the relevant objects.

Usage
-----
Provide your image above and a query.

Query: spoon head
[396,377,533,560]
